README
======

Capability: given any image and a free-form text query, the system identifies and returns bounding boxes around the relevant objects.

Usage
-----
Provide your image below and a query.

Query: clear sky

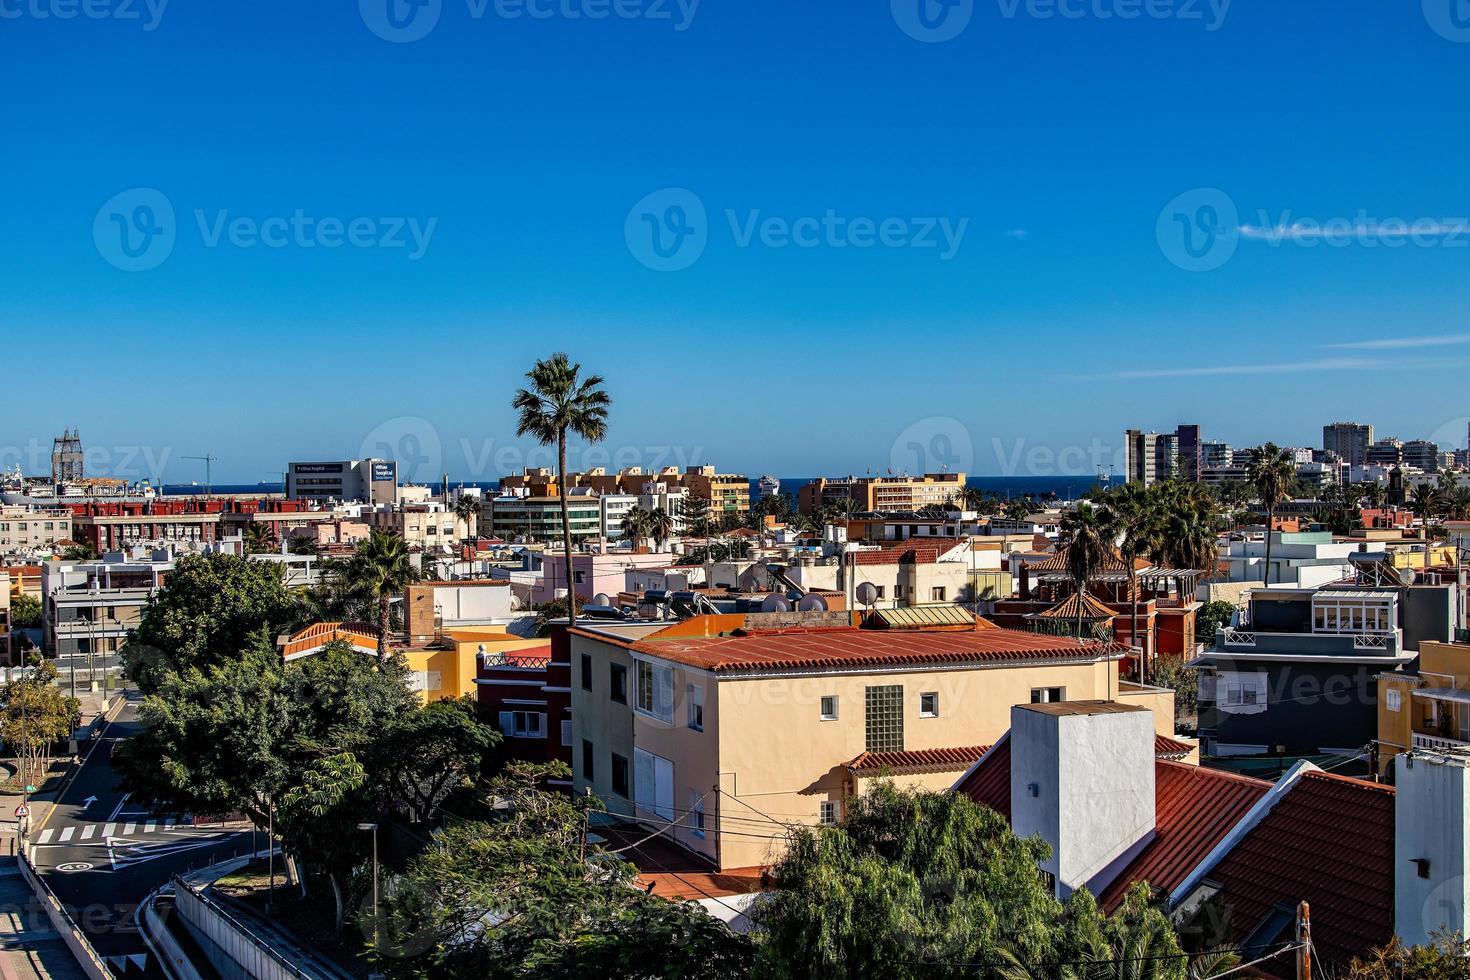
[5,0,1470,485]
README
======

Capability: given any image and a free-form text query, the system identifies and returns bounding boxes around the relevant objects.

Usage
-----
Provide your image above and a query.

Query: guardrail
[173,875,341,980]
[16,846,112,980]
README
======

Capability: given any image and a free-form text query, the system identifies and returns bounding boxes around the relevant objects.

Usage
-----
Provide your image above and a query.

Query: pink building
[534,552,677,605]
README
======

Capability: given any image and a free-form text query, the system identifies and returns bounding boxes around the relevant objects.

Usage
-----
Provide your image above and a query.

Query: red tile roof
[1155,735,1196,760]
[954,735,1270,912]
[846,746,987,775]
[628,626,1126,675]
[1206,771,1394,971]
[853,543,943,565]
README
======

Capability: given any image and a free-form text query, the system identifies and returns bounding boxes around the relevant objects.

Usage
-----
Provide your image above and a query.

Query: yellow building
[569,612,1175,871]
[798,473,967,514]
[278,622,482,702]
[1378,637,1470,776]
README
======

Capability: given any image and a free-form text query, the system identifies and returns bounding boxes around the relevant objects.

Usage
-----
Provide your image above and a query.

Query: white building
[638,481,690,532]
[1219,530,1359,589]
[599,494,640,539]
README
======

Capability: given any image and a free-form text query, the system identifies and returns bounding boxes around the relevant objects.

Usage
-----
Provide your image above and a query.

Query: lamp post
[358,822,380,951]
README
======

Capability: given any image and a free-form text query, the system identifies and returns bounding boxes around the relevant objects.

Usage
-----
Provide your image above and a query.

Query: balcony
[1413,732,1470,753]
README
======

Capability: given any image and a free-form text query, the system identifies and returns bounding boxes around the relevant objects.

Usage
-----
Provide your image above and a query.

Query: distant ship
[757,475,781,498]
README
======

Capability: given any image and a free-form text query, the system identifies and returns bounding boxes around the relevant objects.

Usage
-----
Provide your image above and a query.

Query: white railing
[1413,732,1470,752]
[1221,629,1256,646]
[1353,633,1391,650]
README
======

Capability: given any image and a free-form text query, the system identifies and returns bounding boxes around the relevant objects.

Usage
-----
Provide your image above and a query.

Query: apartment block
[796,473,966,515]
[287,459,398,504]
[0,506,73,552]
[1323,422,1374,468]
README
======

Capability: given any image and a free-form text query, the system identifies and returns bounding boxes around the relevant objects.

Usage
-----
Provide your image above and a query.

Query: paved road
[26,694,252,979]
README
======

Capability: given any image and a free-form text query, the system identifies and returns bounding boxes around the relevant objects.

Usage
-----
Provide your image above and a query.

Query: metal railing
[173,878,323,980]
[1221,628,1256,647]
[1413,732,1470,752]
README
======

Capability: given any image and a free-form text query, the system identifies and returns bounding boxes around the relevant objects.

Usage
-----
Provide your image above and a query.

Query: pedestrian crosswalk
[33,818,178,846]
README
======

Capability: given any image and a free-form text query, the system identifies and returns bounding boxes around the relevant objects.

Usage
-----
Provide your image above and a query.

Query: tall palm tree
[513,354,611,619]
[1410,483,1444,539]
[1246,443,1297,586]
[1107,483,1160,671]
[453,494,481,540]
[347,529,418,662]
[648,507,674,551]
[619,506,652,549]
[1060,502,1112,644]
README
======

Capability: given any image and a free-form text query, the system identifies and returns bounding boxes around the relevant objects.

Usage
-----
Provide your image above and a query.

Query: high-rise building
[1124,430,1178,486]
[1322,422,1374,468]
[51,428,83,485]
[1366,438,1404,469]
[1175,424,1202,481]
[1201,441,1233,470]
[1403,439,1441,472]
[287,459,399,504]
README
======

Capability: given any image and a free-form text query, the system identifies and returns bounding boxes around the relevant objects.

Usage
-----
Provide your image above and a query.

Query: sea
[163,475,1107,501]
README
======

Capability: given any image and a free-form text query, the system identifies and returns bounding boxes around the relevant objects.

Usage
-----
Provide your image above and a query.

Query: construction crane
[182,454,218,498]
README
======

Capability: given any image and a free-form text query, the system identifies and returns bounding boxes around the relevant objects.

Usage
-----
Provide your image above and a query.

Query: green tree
[513,353,612,619]
[9,594,41,630]
[62,543,99,561]
[751,783,1186,980]
[277,752,373,930]
[1194,600,1235,646]
[369,697,498,823]
[125,552,305,693]
[1245,444,1297,586]
[1061,502,1112,642]
[618,506,651,549]
[683,494,715,538]
[1150,655,1199,725]
[243,523,273,555]
[1411,483,1444,537]
[1347,934,1470,980]
[346,530,418,662]
[377,763,749,979]
[0,660,80,788]
[1104,483,1160,666]
[648,507,674,551]
[454,495,482,539]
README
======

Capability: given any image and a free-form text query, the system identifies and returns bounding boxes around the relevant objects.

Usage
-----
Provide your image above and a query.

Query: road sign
[14,806,29,818]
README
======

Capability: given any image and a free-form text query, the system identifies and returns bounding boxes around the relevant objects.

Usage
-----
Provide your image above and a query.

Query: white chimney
[1010,701,1156,897]
[1395,751,1470,946]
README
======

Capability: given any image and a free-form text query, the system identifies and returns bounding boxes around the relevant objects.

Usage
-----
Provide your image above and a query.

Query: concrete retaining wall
[16,850,110,980]
[173,882,314,980]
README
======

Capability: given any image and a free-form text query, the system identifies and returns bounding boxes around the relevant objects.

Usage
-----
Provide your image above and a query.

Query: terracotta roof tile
[629,626,1126,675]
[1207,771,1395,971]
[1035,592,1119,620]
[1155,735,1196,760]
[846,746,988,775]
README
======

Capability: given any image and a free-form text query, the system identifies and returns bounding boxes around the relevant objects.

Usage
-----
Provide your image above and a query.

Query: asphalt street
[25,693,252,979]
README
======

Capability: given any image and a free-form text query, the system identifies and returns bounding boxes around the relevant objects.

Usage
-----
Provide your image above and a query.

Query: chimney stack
[1010,701,1156,897]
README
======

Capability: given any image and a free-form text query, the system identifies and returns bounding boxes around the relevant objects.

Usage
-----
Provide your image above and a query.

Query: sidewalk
[0,859,87,980]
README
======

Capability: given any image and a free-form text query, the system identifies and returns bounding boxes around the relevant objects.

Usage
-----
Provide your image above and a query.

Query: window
[611,753,630,797]
[610,663,627,704]
[865,685,904,753]
[920,692,939,718]
[931,587,946,602]
[633,748,673,819]
[820,695,839,721]
[687,683,705,731]
[691,793,706,838]
[873,585,885,599]
[895,585,906,600]
[1386,688,1402,712]
[581,654,593,692]
[561,720,573,747]
[582,739,595,781]
[635,658,675,724]
[1031,687,1065,704]
[819,801,839,826]
[499,711,546,738]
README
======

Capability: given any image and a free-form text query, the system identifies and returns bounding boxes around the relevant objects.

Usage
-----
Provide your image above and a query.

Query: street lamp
[358,822,380,951]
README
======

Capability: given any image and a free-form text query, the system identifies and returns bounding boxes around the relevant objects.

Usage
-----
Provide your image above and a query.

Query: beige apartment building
[570,612,1173,871]
[0,506,74,552]
[369,504,463,548]
[500,465,750,517]
[798,473,967,514]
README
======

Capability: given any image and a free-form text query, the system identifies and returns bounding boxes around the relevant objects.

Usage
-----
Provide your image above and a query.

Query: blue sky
[5,0,1470,483]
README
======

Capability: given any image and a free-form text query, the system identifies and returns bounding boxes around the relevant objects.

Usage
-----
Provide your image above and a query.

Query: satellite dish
[593,593,611,608]
[1401,568,1418,585]
[761,594,792,613]
[856,582,878,606]
[798,595,829,612]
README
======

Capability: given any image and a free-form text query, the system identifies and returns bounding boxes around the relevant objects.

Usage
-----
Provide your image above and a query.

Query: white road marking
[58,827,74,842]
[35,830,53,845]
[144,821,156,833]
[122,823,135,835]
[164,818,175,828]
[80,826,95,840]
[102,823,116,837]
[107,793,130,821]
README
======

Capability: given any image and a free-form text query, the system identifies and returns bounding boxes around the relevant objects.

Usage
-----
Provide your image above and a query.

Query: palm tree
[1060,503,1112,643]
[1246,443,1297,586]
[1361,480,1386,509]
[1410,483,1444,539]
[513,353,611,619]
[243,523,272,555]
[648,507,674,551]
[453,495,482,540]
[619,506,651,549]
[347,529,418,662]
[1106,483,1160,670]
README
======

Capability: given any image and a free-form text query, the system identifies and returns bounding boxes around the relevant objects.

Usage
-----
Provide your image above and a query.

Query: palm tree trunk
[1129,567,1143,685]
[377,593,390,663]
[558,432,577,621]
[1263,507,1274,586]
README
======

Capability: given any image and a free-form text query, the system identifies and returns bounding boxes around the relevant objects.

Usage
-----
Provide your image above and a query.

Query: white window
[498,711,547,738]
[920,692,939,718]
[819,801,839,826]
[635,658,675,724]
[633,748,675,821]
[687,683,705,731]
[1218,670,1269,716]
[1385,688,1402,713]
[690,793,706,838]
[1031,687,1065,704]
[931,587,946,602]
[820,695,839,721]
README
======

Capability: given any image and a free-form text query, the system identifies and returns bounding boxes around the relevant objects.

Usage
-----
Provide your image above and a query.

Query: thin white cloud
[1239,220,1468,242]
[1070,355,1470,382]
[1004,228,1028,240]
[1325,333,1470,350]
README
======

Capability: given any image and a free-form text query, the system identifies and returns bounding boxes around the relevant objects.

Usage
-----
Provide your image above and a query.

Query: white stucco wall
[1395,753,1470,946]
